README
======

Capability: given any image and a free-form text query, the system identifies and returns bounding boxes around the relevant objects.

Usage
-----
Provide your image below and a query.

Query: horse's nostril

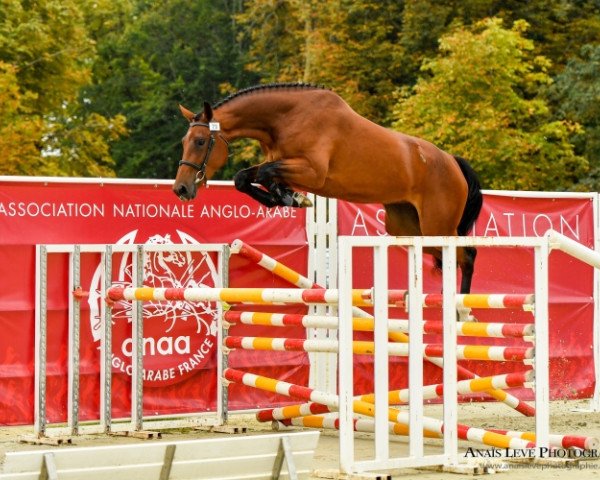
[174,183,188,199]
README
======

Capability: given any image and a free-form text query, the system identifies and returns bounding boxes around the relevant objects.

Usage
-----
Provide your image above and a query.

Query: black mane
[212,82,328,109]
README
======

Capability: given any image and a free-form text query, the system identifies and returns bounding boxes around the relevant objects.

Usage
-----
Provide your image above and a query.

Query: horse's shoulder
[310,88,349,109]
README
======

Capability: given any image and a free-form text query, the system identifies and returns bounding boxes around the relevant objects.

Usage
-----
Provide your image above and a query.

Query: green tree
[392,18,587,190]
[41,110,127,177]
[548,44,600,189]
[84,0,253,179]
[495,0,600,76]
[0,61,42,174]
[0,0,91,112]
[397,1,600,82]
[0,0,127,176]
[237,0,404,124]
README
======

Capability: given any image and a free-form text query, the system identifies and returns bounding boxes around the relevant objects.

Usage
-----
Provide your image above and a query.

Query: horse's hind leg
[458,246,477,294]
[414,197,478,294]
[385,201,477,294]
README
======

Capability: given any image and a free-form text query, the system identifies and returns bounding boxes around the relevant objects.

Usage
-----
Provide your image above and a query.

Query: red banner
[337,193,596,400]
[0,179,308,425]
[1,178,597,426]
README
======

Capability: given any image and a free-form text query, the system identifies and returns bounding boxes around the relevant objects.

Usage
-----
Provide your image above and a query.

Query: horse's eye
[195,138,206,147]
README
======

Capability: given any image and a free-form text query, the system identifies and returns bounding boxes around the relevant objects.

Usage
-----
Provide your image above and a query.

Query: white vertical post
[218,245,230,425]
[131,245,144,431]
[68,245,81,435]
[534,242,550,452]
[34,245,47,436]
[307,195,336,394]
[325,198,339,395]
[100,246,113,432]
[591,193,600,411]
[442,241,458,464]
[373,244,389,462]
[337,237,355,473]
[408,239,424,458]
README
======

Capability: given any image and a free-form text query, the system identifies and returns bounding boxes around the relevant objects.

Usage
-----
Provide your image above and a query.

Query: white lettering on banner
[0,201,105,218]
[114,337,215,381]
[351,209,369,235]
[375,208,387,236]
[199,204,253,219]
[143,368,176,382]
[483,213,500,236]
[112,203,194,218]
[177,338,215,375]
[121,335,191,357]
[256,206,297,218]
[348,207,581,240]
[112,355,133,375]
[198,204,297,219]
[350,208,387,236]
[112,355,177,382]
[0,200,301,221]
[473,212,580,240]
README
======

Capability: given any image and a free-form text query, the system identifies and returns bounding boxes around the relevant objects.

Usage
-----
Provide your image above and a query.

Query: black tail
[454,155,483,236]
[434,156,482,293]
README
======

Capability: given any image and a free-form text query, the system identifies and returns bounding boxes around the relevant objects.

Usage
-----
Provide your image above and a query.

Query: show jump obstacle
[31,229,600,477]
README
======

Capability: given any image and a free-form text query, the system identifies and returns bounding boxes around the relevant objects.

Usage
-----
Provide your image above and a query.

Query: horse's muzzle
[173,182,196,201]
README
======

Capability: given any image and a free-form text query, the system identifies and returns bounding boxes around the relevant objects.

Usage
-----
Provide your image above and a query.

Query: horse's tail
[454,155,483,236]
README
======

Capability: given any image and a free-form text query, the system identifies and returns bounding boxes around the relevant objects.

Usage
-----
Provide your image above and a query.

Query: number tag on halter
[209,122,220,131]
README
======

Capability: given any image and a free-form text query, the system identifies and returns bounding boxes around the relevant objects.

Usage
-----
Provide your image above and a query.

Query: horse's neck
[216,95,291,144]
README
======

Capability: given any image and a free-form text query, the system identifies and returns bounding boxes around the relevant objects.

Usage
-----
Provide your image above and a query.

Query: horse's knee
[255,162,280,186]
[234,169,252,192]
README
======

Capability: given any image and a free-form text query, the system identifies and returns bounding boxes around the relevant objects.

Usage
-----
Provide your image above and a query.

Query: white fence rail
[29,229,600,476]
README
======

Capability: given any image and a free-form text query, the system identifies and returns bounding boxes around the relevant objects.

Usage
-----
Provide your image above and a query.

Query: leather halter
[179,121,228,184]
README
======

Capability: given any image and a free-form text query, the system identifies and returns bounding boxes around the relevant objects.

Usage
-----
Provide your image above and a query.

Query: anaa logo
[87,229,219,386]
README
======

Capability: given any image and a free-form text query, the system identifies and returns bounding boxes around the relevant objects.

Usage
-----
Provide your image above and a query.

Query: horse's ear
[203,101,213,122]
[179,104,196,122]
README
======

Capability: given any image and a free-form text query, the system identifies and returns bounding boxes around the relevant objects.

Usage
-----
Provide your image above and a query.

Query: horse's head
[173,102,229,201]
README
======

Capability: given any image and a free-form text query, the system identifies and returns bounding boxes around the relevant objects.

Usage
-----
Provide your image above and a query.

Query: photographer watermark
[465,446,599,459]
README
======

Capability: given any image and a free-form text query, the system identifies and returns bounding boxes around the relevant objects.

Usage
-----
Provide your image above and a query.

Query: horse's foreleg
[268,183,313,208]
[233,167,280,207]
[255,162,313,208]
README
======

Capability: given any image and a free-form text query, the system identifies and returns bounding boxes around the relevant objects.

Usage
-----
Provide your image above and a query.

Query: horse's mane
[213,82,328,109]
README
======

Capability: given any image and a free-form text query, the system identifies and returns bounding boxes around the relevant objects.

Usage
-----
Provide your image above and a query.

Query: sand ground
[1,399,600,479]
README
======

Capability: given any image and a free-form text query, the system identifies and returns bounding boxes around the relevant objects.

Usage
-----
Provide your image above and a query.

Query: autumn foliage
[1,0,599,189]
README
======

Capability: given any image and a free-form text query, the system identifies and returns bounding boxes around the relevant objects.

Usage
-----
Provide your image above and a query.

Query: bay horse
[173,83,482,293]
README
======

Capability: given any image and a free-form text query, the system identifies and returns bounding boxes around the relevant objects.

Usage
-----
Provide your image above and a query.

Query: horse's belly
[310,174,411,204]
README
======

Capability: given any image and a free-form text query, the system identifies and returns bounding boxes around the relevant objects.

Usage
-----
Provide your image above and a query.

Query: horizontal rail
[257,371,534,422]
[546,229,600,269]
[224,337,534,362]
[43,244,226,254]
[224,311,534,338]
[107,286,534,309]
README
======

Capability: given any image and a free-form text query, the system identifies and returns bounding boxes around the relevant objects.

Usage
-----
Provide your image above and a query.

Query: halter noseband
[179,121,228,185]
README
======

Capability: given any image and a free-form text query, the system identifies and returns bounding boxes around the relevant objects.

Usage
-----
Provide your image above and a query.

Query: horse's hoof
[292,192,313,208]
[457,307,473,322]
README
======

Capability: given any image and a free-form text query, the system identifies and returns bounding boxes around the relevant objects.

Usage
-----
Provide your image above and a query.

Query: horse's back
[315,113,467,208]
[266,87,471,233]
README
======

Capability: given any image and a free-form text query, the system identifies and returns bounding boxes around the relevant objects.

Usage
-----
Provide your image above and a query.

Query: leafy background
[1,0,599,190]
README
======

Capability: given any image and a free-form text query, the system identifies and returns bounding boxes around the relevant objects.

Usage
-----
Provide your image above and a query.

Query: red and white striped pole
[224,310,534,338]
[224,336,534,362]
[230,239,535,417]
[224,368,536,450]
[257,371,533,422]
